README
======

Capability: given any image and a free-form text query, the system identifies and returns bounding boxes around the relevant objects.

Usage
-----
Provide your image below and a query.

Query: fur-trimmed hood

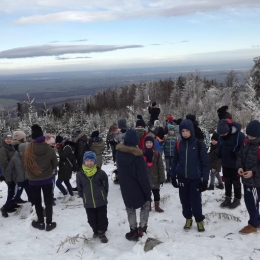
[116,143,142,156]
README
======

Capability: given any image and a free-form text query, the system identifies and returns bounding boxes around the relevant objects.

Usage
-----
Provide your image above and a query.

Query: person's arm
[51,148,58,169]
[100,171,109,194]
[76,172,83,198]
[157,153,165,183]
[199,142,210,182]
[5,158,14,183]
[0,148,9,171]
[171,145,179,179]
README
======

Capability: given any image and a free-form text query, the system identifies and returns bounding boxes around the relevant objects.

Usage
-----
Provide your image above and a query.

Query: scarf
[82,165,98,177]
[135,128,145,139]
[143,147,154,167]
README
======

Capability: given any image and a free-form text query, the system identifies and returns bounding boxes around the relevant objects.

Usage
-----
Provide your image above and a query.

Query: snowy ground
[1,157,260,260]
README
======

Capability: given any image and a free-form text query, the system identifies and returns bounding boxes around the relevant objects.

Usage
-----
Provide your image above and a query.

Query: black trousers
[222,166,241,199]
[86,205,108,234]
[151,189,160,201]
[30,183,53,224]
[3,181,16,209]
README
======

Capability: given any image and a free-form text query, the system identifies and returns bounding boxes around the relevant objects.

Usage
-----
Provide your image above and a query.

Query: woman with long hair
[23,124,58,231]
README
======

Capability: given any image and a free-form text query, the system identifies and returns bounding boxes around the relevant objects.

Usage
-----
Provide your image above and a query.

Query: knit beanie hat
[18,142,29,153]
[246,120,260,137]
[124,129,139,147]
[136,119,146,128]
[154,120,160,127]
[13,131,26,142]
[211,132,219,141]
[137,115,143,120]
[144,135,154,145]
[217,106,232,120]
[118,118,127,130]
[152,102,156,107]
[217,119,231,135]
[3,132,12,140]
[91,130,99,138]
[168,125,176,131]
[45,134,56,145]
[31,124,43,139]
[56,135,63,144]
[83,151,97,164]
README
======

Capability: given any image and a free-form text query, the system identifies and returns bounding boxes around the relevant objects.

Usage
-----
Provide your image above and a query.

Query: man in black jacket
[148,102,160,127]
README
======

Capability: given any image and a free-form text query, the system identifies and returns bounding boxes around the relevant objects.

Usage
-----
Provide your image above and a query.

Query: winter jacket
[154,139,162,153]
[164,134,177,157]
[171,119,210,182]
[116,143,151,209]
[0,141,15,178]
[138,132,147,150]
[148,107,160,125]
[74,132,89,168]
[113,131,125,143]
[236,137,260,187]
[216,122,245,169]
[5,151,27,183]
[57,140,75,181]
[145,151,165,189]
[26,143,58,181]
[89,138,105,168]
[76,168,108,209]
[208,144,221,172]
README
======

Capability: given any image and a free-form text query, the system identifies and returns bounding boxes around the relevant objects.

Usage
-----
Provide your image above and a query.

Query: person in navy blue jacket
[216,119,245,209]
[171,119,210,232]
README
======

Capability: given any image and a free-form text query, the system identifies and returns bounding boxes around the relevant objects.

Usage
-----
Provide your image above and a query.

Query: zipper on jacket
[89,178,96,208]
[185,141,188,178]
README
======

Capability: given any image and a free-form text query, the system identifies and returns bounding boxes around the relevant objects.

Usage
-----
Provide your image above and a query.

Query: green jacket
[0,141,15,178]
[89,139,105,168]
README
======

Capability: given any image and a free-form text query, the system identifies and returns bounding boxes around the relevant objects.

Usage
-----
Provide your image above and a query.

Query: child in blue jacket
[171,119,210,232]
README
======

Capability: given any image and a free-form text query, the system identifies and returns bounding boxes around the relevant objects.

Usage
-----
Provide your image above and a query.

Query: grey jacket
[5,151,27,183]
[237,137,260,187]
[76,168,108,209]
[0,141,15,178]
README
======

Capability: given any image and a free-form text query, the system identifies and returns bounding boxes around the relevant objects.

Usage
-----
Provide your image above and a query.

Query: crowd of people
[1,104,260,244]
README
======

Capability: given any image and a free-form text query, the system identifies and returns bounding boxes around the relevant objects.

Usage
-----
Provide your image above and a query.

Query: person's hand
[200,181,208,192]
[211,169,216,173]
[171,178,179,188]
[238,168,244,176]
[243,171,253,179]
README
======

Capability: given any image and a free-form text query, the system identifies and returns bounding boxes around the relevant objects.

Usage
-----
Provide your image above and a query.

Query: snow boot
[138,226,147,238]
[183,219,193,230]
[220,197,231,208]
[229,198,240,209]
[207,184,214,190]
[98,231,108,243]
[32,220,45,230]
[46,222,57,231]
[155,201,164,213]
[125,228,139,241]
[216,183,224,190]
[6,207,17,213]
[1,207,8,218]
[93,233,99,238]
[197,221,205,232]
[239,224,257,235]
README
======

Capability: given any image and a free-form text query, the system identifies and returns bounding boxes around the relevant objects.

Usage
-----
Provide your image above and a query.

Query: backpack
[243,139,260,161]
[64,144,78,172]
[176,140,202,155]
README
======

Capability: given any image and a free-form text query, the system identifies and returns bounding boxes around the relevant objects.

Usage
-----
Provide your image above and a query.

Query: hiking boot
[216,183,224,190]
[197,221,205,232]
[220,197,231,208]
[46,222,56,231]
[98,232,108,243]
[155,201,164,213]
[239,225,257,235]
[6,207,17,213]
[229,198,240,209]
[32,220,45,230]
[125,228,139,241]
[207,184,214,190]
[138,226,147,238]
[1,207,8,218]
[183,219,193,230]
[16,198,27,204]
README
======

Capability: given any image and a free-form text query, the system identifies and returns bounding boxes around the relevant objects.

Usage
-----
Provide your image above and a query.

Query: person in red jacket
[135,120,147,150]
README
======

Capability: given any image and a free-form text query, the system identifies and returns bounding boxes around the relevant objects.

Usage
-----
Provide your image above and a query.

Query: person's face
[247,135,257,140]
[112,128,120,135]
[181,129,191,138]
[145,141,153,148]
[136,126,144,129]
[169,130,175,135]
[211,139,218,145]
[4,137,12,145]
[84,159,95,167]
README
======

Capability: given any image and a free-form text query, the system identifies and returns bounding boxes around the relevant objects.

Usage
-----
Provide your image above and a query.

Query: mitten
[171,178,179,188]
[200,181,208,192]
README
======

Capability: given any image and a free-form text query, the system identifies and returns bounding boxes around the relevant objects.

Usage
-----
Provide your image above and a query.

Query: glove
[171,178,179,188]
[160,182,164,187]
[56,143,61,149]
[200,181,208,192]
[230,151,237,159]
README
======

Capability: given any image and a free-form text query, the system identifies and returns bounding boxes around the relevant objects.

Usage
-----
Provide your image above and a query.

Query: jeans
[56,179,74,196]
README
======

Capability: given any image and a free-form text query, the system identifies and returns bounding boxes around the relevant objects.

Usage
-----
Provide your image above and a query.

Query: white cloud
[4,0,259,24]
[0,44,143,59]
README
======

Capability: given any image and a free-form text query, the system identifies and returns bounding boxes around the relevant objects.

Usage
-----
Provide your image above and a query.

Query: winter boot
[16,198,27,204]
[220,197,232,208]
[216,183,224,190]
[155,201,164,213]
[93,233,99,238]
[6,207,17,213]
[125,228,139,241]
[46,222,57,231]
[239,224,257,235]
[1,207,8,218]
[138,226,147,238]
[62,194,70,203]
[207,184,214,190]
[113,170,119,184]
[98,231,108,243]
[183,219,193,230]
[229,198,241,209]
[32,220,45,230]
[12,203,21,209]
[197,221,205,232]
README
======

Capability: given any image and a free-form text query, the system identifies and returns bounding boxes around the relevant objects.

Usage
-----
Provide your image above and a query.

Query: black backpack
[64,144,78,172]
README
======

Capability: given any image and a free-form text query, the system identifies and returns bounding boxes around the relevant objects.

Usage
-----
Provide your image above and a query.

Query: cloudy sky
[0,0,259,74]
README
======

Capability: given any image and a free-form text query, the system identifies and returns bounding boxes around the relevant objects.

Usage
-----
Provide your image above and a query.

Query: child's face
[145,141,153,148]
[84,159,95,167]
[169,130,175,135]
[211,139,218,145]
[247,135,257,140]
[181,129,191,138]
[112,128,120,135]
[4,137,12,145]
